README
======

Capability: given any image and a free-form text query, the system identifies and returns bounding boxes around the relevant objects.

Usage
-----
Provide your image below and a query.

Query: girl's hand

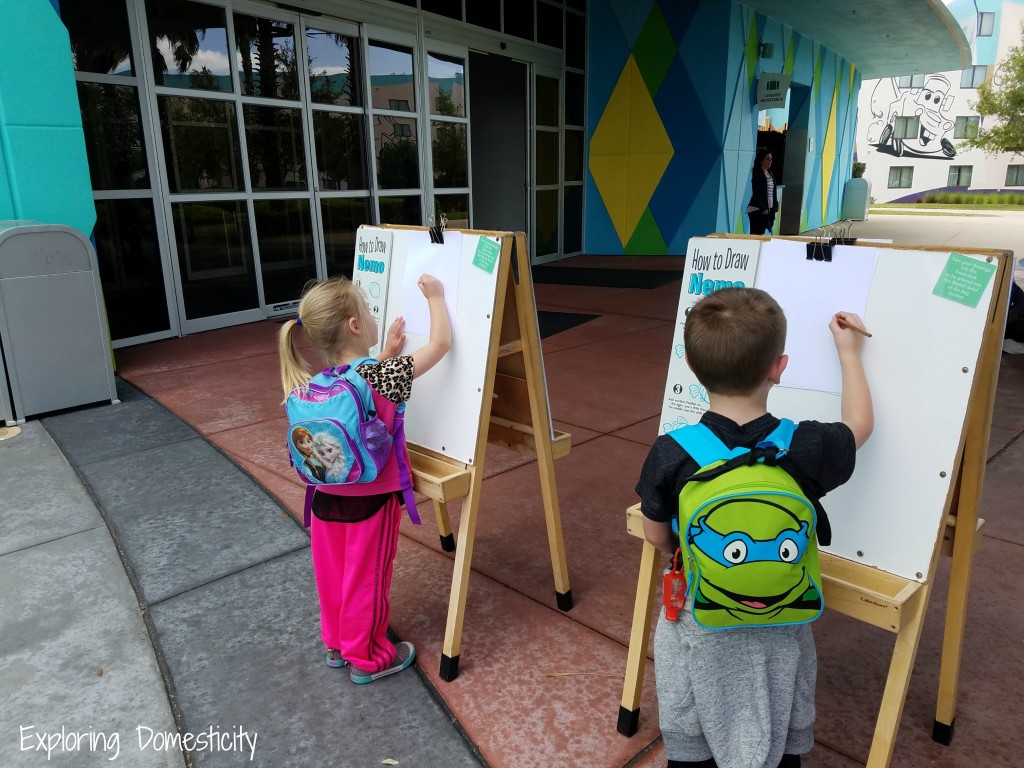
[417,274,444,299]
[382,316,406,359]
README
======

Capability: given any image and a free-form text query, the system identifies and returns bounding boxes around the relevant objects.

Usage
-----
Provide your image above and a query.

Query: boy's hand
[417,274,444,299]
[830,312,866,355]
[382,316,406,359]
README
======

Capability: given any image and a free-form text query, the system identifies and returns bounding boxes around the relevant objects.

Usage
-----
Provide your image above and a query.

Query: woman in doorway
[747,148,778,236]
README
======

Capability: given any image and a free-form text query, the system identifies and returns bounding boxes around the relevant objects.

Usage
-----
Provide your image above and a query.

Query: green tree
[963,25,1024,156]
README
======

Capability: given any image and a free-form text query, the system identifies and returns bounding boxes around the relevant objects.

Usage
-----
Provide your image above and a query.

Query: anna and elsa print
[289,425,349,484]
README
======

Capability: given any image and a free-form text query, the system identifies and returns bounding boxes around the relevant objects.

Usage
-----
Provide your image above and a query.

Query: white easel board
[660,237,998,582]
[357,225,503,464]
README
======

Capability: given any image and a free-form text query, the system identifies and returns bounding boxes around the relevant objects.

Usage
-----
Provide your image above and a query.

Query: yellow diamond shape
[589,55,674,247]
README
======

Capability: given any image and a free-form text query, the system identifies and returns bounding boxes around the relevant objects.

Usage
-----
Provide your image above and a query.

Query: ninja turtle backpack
[669,418,831,630]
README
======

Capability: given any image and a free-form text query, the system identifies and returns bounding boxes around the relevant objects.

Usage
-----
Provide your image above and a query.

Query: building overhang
[741,0,971,78]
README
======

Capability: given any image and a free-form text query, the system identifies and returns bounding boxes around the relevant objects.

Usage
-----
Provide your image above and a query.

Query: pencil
[837,314,872,338]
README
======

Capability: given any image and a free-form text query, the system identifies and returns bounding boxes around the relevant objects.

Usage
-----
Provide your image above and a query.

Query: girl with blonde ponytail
[278,273,450,684]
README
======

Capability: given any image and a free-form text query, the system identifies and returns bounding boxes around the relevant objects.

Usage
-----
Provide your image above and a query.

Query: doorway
[779,83,811,235]
[468,52,528,235]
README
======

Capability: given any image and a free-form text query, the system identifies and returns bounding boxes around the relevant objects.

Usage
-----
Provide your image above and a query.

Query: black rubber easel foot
[440,653,460,681]
[932,718,955,745]
[556,589,573,611]
[617,705,640,736]
[439,533,455,552]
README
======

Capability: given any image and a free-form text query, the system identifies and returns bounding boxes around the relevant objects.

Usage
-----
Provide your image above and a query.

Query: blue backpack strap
[667,423,748,466]
[758,417,796,454]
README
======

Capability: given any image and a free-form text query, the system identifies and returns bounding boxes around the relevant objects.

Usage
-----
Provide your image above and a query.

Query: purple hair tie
[295,317,303,327]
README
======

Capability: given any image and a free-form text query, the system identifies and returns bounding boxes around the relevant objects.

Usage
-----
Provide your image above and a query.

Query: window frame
[888,166,914,189]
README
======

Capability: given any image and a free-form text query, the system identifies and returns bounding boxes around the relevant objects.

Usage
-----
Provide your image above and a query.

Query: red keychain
[663,547,687,622]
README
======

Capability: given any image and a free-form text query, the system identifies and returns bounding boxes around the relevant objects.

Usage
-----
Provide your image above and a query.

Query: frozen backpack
[285,357,419,527]
[669,419,830,630]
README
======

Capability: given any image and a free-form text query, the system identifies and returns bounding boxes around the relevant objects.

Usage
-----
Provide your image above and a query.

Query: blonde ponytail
[278,319,310,402]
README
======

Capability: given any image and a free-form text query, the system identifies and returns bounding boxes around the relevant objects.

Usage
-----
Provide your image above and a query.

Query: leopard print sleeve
[357,356,414,405]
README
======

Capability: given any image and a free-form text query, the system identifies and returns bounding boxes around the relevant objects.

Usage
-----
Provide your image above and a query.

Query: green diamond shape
[633,4,676,97]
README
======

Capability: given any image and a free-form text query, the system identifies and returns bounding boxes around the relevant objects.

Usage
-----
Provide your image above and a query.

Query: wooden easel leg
[618,540,661,736]
[933,518,978,744]
[512,233,573,610]
[433,499,455,552]
[865,584,931,768]
[440,470,483,681]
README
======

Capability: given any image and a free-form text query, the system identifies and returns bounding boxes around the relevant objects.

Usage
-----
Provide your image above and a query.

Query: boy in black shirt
[637,287,873,768]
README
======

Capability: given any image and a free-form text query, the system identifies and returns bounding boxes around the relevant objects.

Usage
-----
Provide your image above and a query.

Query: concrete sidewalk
[0,380,483,767]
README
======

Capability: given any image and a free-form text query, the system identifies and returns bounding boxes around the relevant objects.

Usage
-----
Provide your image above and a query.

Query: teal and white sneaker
[349,642,415,684]
[326,648,347,668]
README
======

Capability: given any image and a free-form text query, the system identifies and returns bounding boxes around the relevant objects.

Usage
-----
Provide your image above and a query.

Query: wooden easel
[385,227,574,681]
[616,238,1013,768]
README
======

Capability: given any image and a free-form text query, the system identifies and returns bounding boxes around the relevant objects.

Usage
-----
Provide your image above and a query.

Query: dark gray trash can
[0,221,119,425]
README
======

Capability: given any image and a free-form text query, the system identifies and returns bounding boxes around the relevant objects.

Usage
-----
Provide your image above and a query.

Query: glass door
[300,18,373,279]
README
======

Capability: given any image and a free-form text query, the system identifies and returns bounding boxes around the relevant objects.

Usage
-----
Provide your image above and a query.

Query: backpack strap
[390,403,421,525]
[667,423,746,466]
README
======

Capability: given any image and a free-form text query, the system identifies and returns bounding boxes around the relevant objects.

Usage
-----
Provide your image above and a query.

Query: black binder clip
[834,219,857,245]
[428,213,447,244]
[805,227,834,262]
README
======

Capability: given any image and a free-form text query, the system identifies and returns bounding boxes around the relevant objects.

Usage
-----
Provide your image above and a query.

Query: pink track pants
[309,495,401,672]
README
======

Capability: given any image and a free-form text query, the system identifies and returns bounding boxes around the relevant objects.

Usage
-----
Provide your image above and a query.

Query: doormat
[537,311,599,338]
[531,266,682,289]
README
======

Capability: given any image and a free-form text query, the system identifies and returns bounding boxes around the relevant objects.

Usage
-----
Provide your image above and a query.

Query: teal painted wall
[586,0,861,254]
[0,0,95,236]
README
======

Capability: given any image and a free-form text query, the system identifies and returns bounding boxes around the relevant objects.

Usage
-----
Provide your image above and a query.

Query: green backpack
[669,419,831,630]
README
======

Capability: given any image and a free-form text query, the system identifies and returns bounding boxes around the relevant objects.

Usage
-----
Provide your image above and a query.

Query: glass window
[536,131,559,185]
[897,74,925,88]
[64,0,134,75]
[369,42,416,111]
[253,199,316,305]
[428,53,465,116]
[78,83,150,190]
[234,15,299,100]
[434,193,470,229]
[158,96,243,193]
[954,116,980,139]
[566,0,585,10]
[887,166,913,189]
[565,71,585,126]
[1006,165,1024,186]
[979,12,995,37]
[93,199,169,339]
[535,189,559,256]
[961,65,988,88]
[566,12,586,69]
[243,106,307,190]
[564,129,583,182]
[431,121,468,188]
[172,201,259,318]
[313,112,368,190]
[505,1,535,40]
[467,0,501,31]
[379,196,422,226]
[537,2,563,49]
[563,186,582,254]
[893,116,919,140]
[145,0,231,91]
[306,30,362,107]
[375,117,419,189]
[947,165,973,187]
[321,198,372,276]
[421,0,463,20]
[536,76,559,127]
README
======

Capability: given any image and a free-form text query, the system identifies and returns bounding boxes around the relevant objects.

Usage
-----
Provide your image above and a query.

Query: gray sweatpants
[653,607,816,767]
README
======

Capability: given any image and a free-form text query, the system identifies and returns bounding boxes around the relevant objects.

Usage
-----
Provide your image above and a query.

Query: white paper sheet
[756,241,878,394]
[401,232,462,336]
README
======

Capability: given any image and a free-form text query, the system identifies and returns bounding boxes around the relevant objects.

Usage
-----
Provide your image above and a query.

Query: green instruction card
[932,252,997,308]
[473,236,500,274]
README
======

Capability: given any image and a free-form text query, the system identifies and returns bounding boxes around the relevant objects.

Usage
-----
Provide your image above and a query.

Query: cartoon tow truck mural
[866,74,957,159]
